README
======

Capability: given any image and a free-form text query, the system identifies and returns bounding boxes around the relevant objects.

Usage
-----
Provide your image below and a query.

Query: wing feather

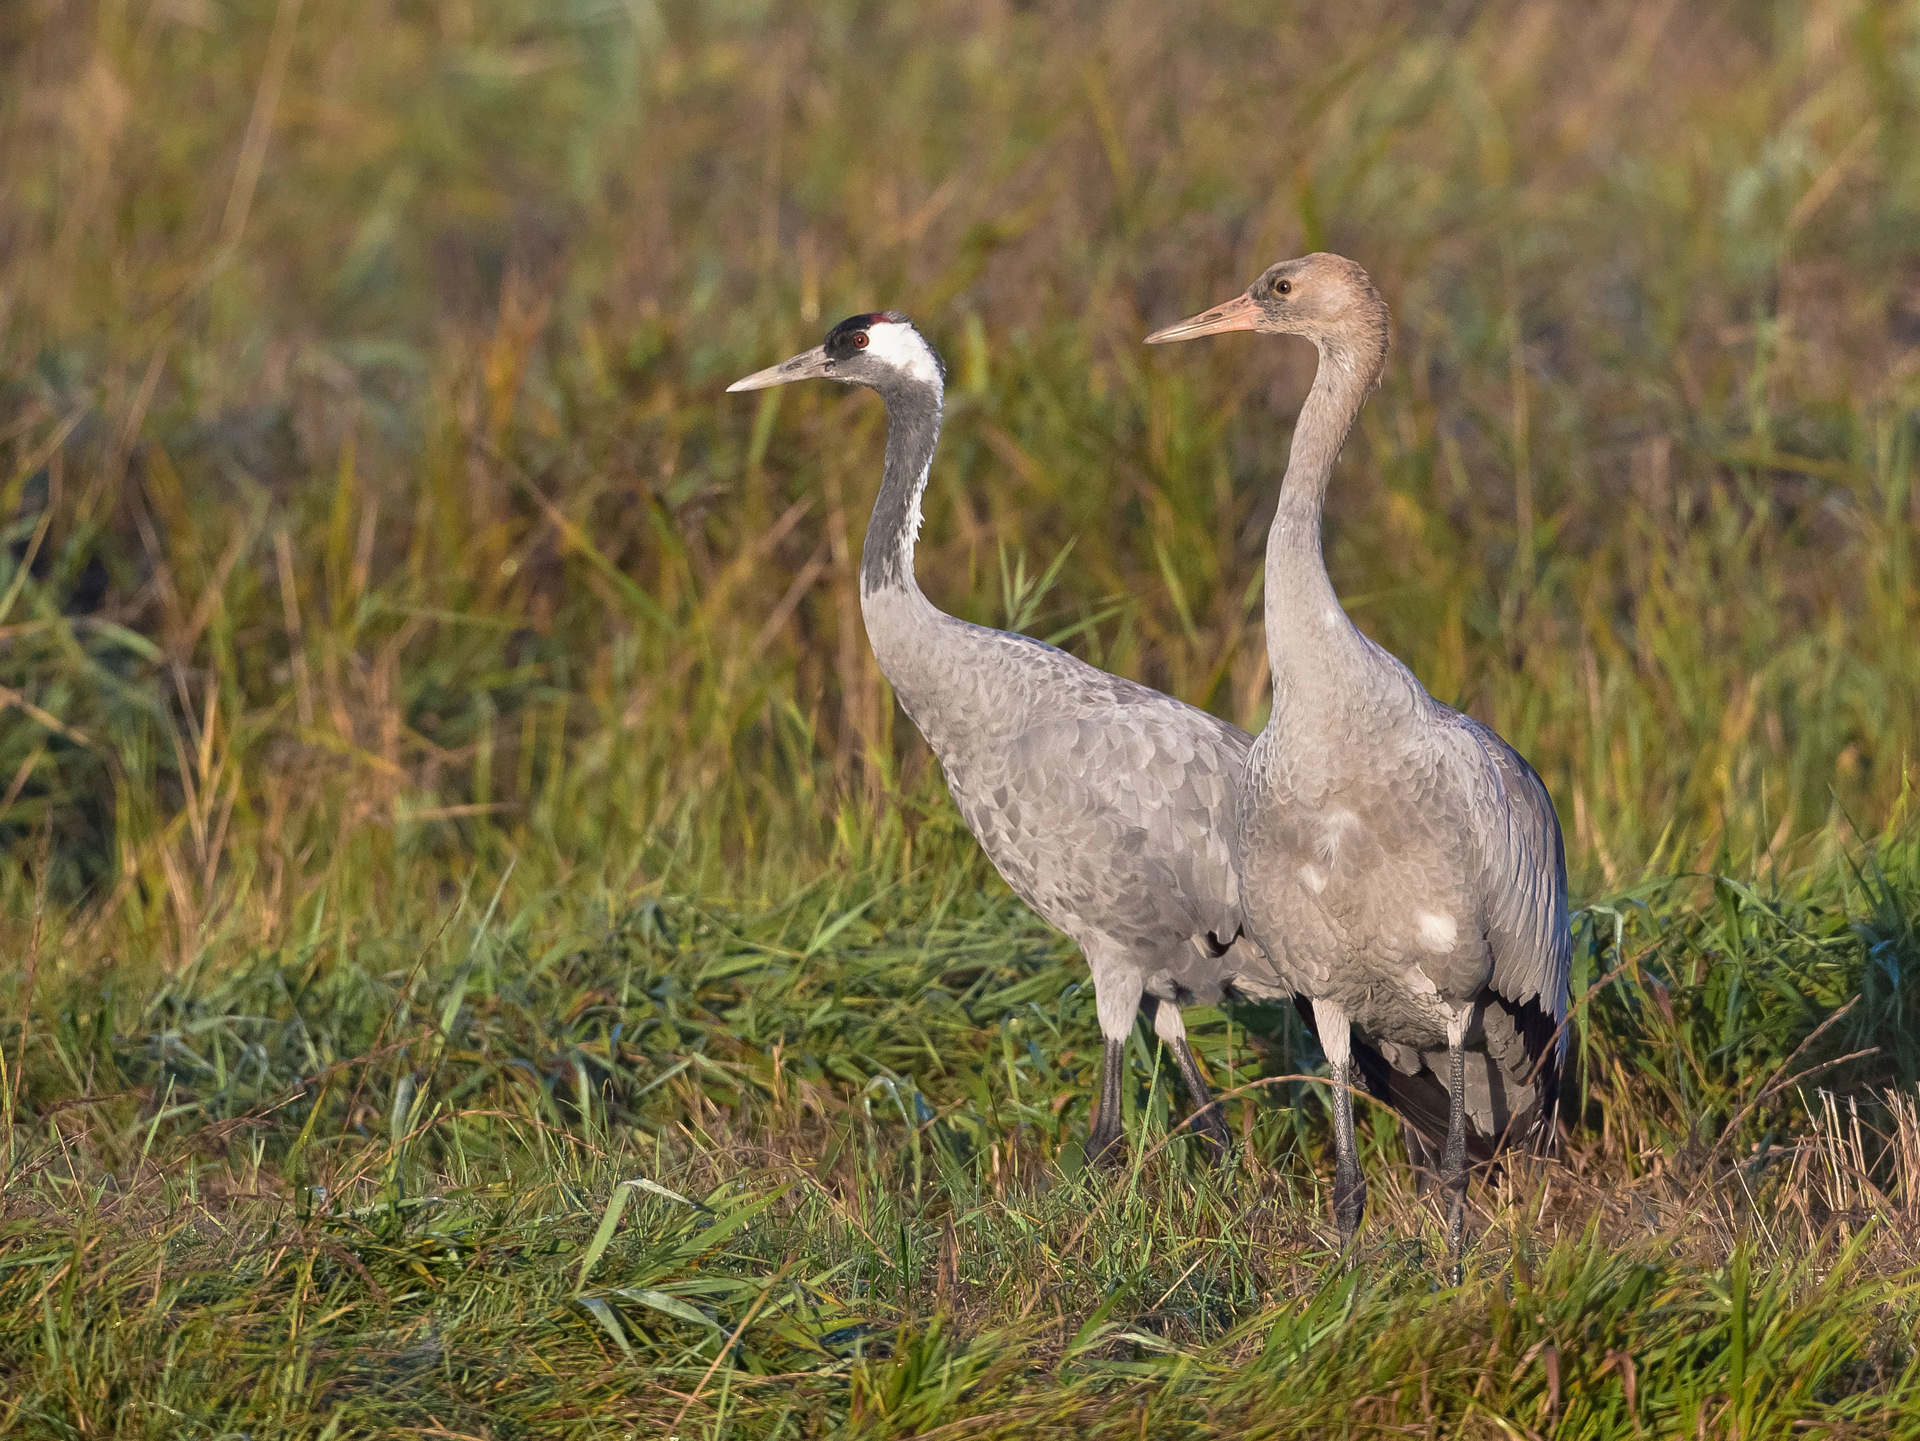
[962,698,1250,963]
[1450,716,1569,1016]
[1453,714,1571,1150]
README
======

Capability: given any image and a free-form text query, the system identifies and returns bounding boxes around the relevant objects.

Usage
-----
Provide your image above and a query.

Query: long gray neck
[1263,329,1388,704]
[856,376,960,731]
[858,379,943,601]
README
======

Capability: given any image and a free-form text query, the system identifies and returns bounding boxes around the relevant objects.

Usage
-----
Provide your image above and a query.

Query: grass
[3,0,1920,1434]
[2,847,1920,1436]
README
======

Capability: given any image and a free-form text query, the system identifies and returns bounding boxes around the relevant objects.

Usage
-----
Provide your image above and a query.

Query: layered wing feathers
[1454,715,1571,1024]
[952,680,1252,961]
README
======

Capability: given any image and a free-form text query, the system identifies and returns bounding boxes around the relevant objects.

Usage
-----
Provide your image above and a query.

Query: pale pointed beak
[726,344,834,392]
[1144,292,1263,344]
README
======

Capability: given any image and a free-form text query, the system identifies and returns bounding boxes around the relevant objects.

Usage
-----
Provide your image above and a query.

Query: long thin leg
[1088,1036,1128,1166]
[1087,958,1145,1167]
[1152,999,1231,1157]
[1311,998,1365,1264]
[1442,1006,1473,1283]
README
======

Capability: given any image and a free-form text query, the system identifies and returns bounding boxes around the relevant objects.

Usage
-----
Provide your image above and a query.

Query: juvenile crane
[1147,256,1570,1266]
[731,311,1288,1162]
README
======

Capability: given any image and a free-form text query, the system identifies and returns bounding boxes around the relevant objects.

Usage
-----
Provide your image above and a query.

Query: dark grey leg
[1404,1122,1440,1195]
[1443,1034,1469,1283]
[1151,998,1231,1159]
[1330,1058,1365,1257]
[1087,958,1146,1168]
[1312,998,1365,1264]
[1169,1035,1232,1156]
[1087,1036,1128,1166]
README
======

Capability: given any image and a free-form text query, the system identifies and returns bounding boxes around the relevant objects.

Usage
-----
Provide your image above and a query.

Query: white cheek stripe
[864,320,943,387]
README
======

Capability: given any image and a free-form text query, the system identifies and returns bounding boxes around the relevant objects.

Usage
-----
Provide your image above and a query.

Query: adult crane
[1147,255,1571,1268]
[730,311,1339,1165]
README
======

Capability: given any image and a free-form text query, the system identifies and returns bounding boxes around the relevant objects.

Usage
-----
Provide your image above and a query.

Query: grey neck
[1262,331,1387,697]
[858,378,944,601]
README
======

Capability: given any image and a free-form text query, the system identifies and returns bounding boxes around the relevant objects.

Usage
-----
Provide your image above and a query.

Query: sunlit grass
[1,843,1918,1435]
[3,0,1920,1434]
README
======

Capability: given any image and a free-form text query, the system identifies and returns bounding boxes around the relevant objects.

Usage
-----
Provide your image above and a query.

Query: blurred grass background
[3,0,1920,1435]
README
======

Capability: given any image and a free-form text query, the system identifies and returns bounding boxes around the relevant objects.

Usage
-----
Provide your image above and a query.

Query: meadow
[2,0,1920,1434]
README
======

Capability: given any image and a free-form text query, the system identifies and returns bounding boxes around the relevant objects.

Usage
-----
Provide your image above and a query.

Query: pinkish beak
[1144,291,1263,344]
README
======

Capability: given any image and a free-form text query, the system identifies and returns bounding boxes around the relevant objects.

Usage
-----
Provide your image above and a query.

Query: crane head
[728,312,945,395]
[1144,253,1388,353]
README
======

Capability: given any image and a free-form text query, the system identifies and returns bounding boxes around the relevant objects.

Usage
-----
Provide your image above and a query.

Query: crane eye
[853,333,870,348]
[1273,278,1291,295]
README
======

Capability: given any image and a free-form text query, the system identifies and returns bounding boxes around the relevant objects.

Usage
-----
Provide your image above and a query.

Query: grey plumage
[730,311,1298,1161]
[1147,254,1571,1264]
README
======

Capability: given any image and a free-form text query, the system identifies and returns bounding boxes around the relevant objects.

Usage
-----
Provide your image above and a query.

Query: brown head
[1145,253,1390,373]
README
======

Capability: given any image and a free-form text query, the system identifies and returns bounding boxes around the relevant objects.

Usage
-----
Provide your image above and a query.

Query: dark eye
[1274,278,1291,295]
[853,333,870,348]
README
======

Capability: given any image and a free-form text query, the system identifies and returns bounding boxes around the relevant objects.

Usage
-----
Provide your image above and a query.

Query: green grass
[2,846,1919,1436]
[3,0,1920,1434]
